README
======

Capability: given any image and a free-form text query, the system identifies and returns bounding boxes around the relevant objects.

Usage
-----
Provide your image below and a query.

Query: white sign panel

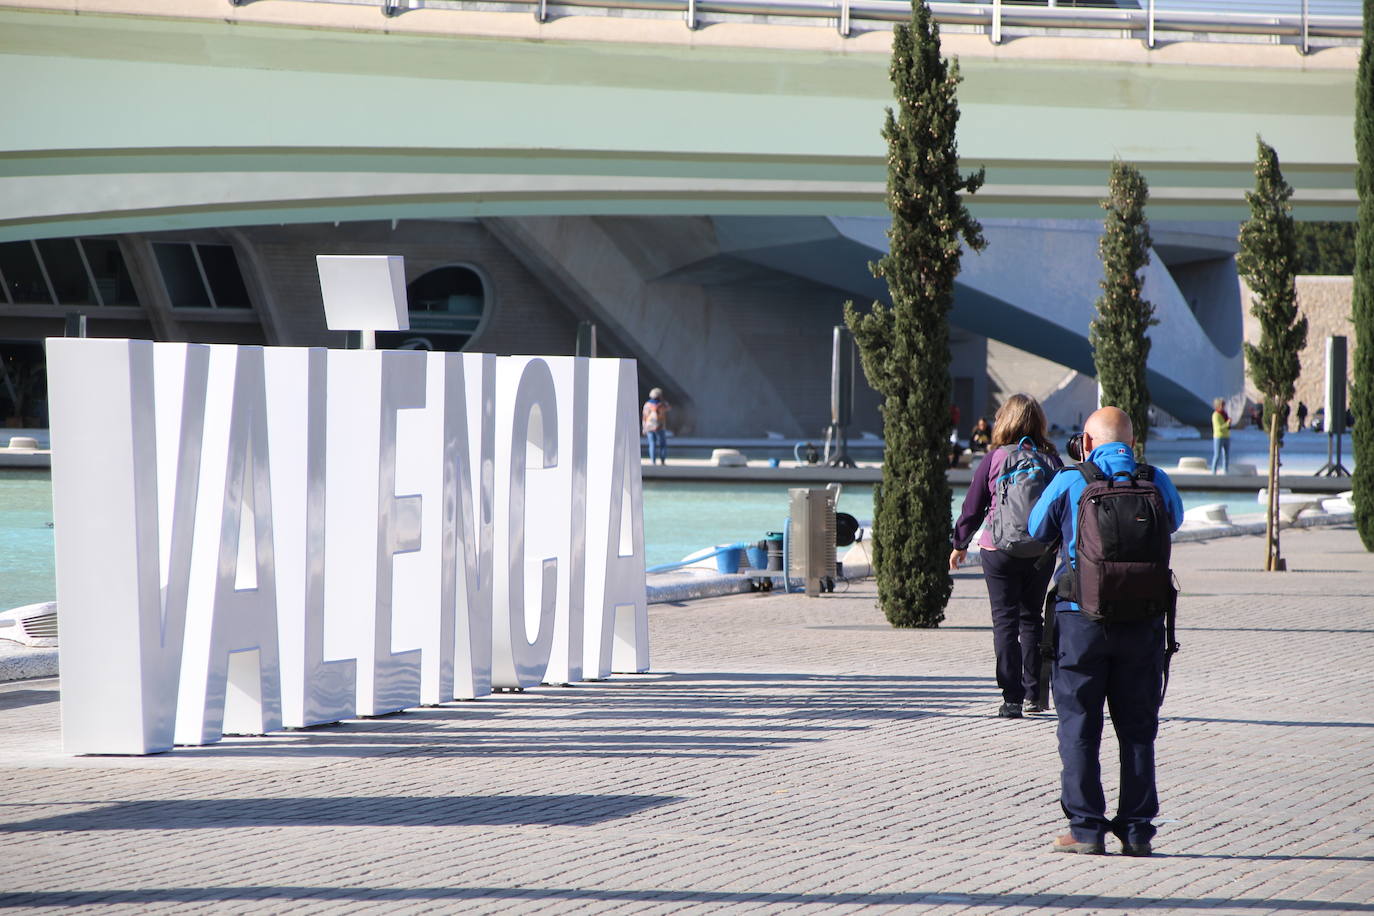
[47,339,648,755]
[316,255,409,332]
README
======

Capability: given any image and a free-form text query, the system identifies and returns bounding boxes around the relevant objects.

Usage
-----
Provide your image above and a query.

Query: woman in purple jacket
[949,394,1062,719]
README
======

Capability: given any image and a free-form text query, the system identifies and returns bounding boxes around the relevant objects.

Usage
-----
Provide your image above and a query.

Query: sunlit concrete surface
[0,523,1371,910]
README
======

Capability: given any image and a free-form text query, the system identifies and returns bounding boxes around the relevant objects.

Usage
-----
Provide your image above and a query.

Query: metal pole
[685,0,696,30]
[535,0,547,22]
[991,0,1001,45]
[1147,0,1155,49]
[575,320,598,358]
[838,0,849,37]
[1301,0,1309,54]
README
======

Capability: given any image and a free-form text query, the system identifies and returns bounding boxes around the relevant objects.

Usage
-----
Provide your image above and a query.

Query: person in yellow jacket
[1210,398,1231,474]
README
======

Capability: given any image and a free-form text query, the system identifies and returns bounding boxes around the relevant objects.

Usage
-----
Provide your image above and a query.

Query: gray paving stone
[0,525,1371,913]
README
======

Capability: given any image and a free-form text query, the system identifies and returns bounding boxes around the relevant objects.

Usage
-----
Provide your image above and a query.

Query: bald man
[1027,407,1184,856]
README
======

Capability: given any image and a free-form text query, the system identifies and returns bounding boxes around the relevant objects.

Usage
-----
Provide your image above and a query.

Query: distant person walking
[1210,398,1231,474]
[642,388,670,465]
[950,394,1062,719]
[1296,401,1308,431]
[1028,407,1183,856]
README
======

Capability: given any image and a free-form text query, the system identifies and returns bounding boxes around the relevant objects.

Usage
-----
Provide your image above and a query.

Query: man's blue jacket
[1027,441,1184,611]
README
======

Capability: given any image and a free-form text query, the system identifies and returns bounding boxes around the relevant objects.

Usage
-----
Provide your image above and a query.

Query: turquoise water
[0,472,1296,611]
[643,481,1277,567]
[0,470,55,610]
[643,481,878,568]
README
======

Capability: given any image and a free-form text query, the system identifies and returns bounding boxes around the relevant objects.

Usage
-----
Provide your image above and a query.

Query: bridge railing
[276,0,1364,51]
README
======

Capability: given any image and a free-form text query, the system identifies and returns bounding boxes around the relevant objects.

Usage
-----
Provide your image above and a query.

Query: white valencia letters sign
[46,339,648,755]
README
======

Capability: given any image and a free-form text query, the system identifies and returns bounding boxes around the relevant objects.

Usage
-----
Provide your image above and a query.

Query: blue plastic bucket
[715,546,744,574]
[746,546,769,569]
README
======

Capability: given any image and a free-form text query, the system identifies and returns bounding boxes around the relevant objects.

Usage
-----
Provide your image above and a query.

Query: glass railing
[315,0,1363,47]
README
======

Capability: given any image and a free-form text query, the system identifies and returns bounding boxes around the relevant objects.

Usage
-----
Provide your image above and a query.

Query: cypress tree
[1090,161,1156,460]
[1353,0,1374,550]
[844,0,984,628]
[1237,138,1308,572]
[1294,221,1357,274]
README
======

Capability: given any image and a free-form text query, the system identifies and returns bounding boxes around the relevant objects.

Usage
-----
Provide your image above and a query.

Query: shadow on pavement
[0,794,679,832]
[47,671,1000,762]
[0,886,1369,910]
[1163,716,1374,729]
[0,688,58,711]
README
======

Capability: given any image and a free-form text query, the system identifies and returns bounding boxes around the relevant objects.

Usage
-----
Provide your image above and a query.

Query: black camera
[1066,432,1085,463]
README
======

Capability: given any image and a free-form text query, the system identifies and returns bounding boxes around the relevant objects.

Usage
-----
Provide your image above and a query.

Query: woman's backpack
[988,437,1056,558]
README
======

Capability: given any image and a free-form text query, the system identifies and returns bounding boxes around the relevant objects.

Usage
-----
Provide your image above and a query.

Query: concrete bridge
[0,0,1361,432]
[0,0,1358,239]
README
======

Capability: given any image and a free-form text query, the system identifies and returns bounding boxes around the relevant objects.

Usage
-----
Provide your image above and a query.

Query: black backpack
[1037,461,1181,708]
[1060,462,1174,622]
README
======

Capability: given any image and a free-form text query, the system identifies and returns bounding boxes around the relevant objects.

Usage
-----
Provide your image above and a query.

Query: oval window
[377,265,486,352]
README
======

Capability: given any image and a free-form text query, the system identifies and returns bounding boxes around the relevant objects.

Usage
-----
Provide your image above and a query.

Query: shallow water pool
[0,471,1291,611]
[0,470,55,611]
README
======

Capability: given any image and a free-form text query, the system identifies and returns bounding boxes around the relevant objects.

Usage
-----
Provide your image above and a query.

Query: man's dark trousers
[1053,610,1165,845]
[981,550,1053,704]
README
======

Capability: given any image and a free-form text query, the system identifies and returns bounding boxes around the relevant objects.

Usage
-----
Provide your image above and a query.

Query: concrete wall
[213,221,582,356]
[486,215,892,439]
[1240,275,1357,422]
[985,339,1074,422]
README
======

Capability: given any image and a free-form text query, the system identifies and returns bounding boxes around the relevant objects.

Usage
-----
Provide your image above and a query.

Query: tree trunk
[1265,412,1282,571]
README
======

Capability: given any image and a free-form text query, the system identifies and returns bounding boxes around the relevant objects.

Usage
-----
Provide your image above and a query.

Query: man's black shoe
[1023,701,1047,714]
[1120,842,1152,857]
[997,702,1023,719]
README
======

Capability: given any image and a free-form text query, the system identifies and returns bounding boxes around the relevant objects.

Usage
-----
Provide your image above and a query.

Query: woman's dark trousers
[979,549,1054,704]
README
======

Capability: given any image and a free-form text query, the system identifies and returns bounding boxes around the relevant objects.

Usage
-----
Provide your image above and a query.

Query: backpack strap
[1134,464,1156,482]
[1037,585,1058,710]
[1161,577,1181,705]
[1074,461,1107,484]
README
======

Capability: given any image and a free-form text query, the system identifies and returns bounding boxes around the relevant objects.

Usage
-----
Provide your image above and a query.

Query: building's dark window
[0,237,142,309]
[153,242,211,307]
[0,341,47,426]
[198,245,252,309]
[36,238,98,307]
[0,241,53,305]
[377,265,487,352]
[154,242,252,309]
[82,238,140,306]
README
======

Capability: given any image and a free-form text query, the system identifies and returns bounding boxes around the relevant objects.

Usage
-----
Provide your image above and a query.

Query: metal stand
[1314,431,1350,477]
[1315,335,1350,477]
[825,422,856,468]
[824,325,856,468]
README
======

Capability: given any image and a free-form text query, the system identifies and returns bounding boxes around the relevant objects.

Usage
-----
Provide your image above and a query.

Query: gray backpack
[988,438,1055,558]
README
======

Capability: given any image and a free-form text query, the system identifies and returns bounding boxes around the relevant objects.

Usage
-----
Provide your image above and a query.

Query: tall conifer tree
[844,0,984,628]
[1237,138,1308,571]
[1090,161,1156,460]
[1353,0,1374,550]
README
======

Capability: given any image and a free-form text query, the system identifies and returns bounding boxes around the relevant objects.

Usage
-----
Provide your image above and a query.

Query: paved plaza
[0,525,1371,913]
